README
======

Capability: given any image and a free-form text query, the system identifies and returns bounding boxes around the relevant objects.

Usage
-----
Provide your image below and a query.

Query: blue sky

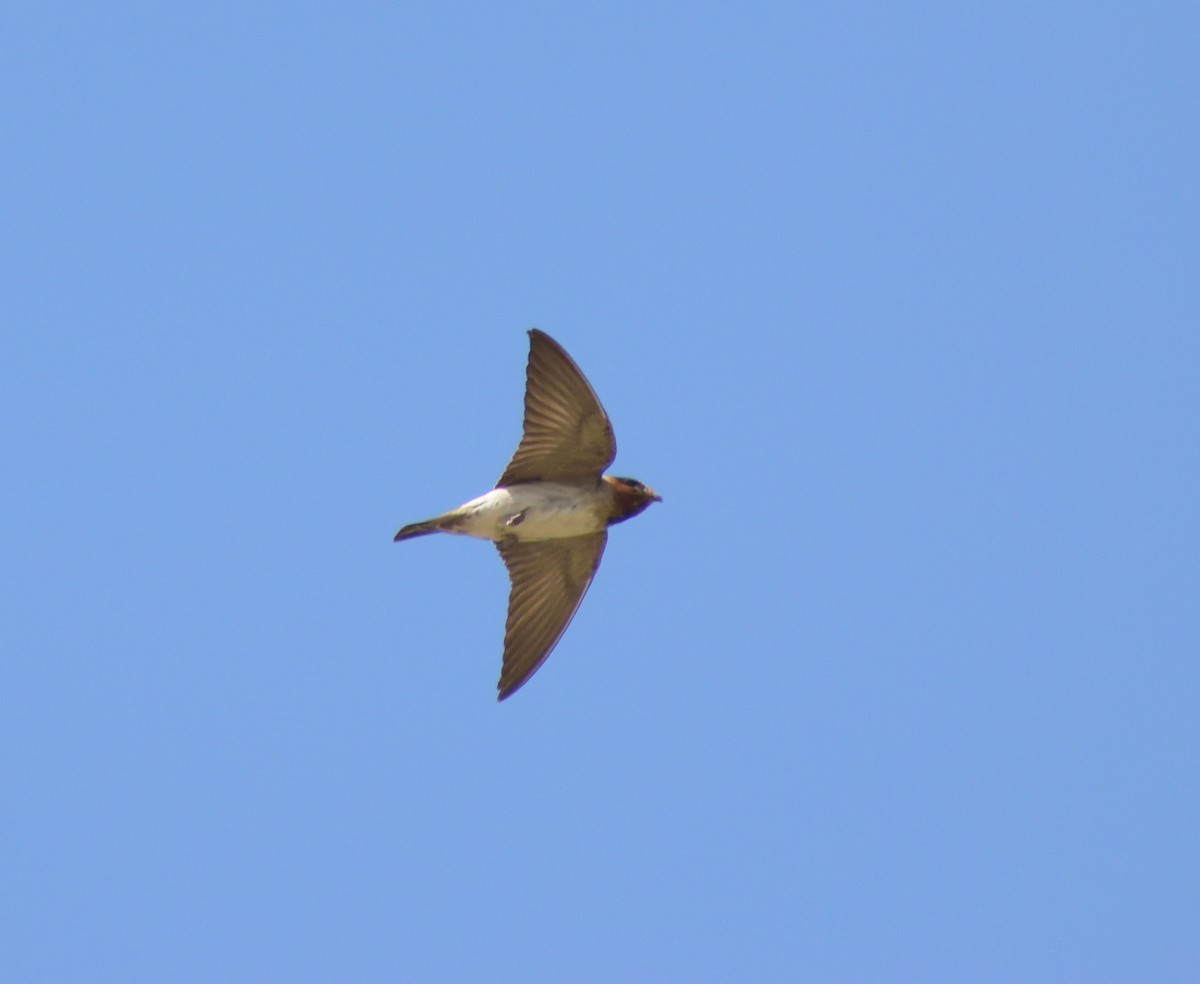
[3,3,1198,981]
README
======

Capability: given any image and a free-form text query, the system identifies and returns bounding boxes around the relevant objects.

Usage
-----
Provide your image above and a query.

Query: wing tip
[496,673,527,702]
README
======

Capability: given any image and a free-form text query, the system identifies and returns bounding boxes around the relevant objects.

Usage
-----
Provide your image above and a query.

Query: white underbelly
[454,484,606,541]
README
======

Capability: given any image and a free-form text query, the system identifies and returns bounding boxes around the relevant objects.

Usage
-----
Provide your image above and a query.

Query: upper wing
[494,531,607,700]
[496,330,617,486]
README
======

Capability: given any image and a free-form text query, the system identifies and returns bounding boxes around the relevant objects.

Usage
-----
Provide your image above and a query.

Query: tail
[393,515,454,542]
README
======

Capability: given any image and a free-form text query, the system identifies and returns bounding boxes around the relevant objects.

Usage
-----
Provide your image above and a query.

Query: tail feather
[393,518,445,542]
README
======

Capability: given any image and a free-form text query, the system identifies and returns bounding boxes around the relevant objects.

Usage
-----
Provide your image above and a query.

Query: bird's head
[604,476,663,525]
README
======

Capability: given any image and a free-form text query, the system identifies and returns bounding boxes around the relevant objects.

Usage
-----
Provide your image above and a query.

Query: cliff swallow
[394,329,661,700]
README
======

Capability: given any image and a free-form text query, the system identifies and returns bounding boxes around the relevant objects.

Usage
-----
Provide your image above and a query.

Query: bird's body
[393,329,661,700]
[395,480,612,543]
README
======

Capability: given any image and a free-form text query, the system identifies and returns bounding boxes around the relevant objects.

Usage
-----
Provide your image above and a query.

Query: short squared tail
[393,518,443,542]
[393,511,463,542]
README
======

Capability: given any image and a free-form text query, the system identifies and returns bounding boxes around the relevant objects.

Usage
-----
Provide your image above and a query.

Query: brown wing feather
[497,330,617,486]
[494,532,607,700]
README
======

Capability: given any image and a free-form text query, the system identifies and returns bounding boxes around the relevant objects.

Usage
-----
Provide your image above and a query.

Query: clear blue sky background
[3,4,1197,981]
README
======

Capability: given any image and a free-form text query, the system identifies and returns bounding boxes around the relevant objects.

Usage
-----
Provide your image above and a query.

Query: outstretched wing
[497,330,617,486]
[494,531,607,700]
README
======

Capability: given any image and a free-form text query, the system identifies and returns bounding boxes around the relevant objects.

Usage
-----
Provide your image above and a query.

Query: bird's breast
[455,482,609,542]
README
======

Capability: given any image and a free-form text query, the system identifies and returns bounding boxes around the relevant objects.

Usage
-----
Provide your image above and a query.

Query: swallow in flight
[394,329,662,700]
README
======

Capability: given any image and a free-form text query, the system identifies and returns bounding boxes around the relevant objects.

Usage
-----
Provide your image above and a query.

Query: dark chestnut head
[604,475,663,525]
